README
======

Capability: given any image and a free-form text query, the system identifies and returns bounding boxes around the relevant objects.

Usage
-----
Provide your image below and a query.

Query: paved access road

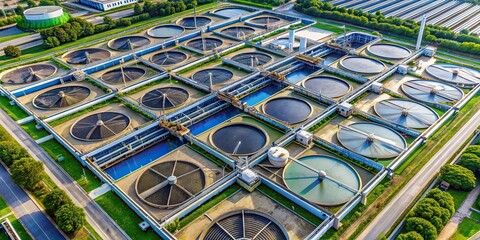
[0,165,66,240]
[0,110,129,240]
[358,109,480,239]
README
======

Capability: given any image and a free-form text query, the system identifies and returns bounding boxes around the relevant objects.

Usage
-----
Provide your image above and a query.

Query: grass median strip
[94,191,160,240]
[39,139,101,193]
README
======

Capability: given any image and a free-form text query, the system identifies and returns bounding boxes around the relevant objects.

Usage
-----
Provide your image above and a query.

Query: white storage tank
[268,147,289,167]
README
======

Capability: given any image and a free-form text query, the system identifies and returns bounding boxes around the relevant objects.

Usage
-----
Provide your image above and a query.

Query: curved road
[358,109,480,239]
[0,110,129,240]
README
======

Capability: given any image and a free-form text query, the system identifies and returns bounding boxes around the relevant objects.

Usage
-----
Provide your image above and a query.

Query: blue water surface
[240,84,283,106]
[189,106,241,136]
[286,67,316,84]
[105,137,184,180]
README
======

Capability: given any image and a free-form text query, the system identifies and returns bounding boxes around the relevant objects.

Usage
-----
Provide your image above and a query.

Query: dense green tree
[407,198,449,232]
[43,188,73,214]
[3,45,21,58]
[10,158,44,191]
[397,231,424,240]
[405,217,437,240]
[458,153,480,175]
[465,145,480,158]
[0,141,29,166]
[26,0,37,7]
[425,188,455,215]
[55,204,86,233]
[439,165,476,190]
[15,5,25,15]
[133,3,143,15]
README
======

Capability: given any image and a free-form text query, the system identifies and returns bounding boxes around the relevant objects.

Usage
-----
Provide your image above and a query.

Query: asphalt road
[0,111,129,240]
[0,164,65,240]
[358,109,480,239]
[0,33,41,49]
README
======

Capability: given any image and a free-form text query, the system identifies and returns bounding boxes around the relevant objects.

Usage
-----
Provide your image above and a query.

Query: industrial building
[78,0,138,11]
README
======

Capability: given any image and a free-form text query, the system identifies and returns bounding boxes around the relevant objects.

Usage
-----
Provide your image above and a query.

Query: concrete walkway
[438,184,480,240]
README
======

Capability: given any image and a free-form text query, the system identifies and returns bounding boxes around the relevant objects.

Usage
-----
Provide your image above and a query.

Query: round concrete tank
[267,147,289,167]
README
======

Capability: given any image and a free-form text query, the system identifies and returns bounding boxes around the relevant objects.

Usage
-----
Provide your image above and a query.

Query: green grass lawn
[95,191,161,240]
[39,139,101,193]
[21,122,49,140]
[0,96,29,121]
[451,218,480,240]
[0,45,45,61]
[470,211,480,222]
[447,189,470,211]
[0,197,32,240]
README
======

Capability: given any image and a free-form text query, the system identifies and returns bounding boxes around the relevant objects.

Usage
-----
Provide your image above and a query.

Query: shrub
[0,141,29,166]
[397,231,424,240]
[405,217,437,240]
[10,158,44,191]
[55,204,86,233]
[43,188,73,215]
[439,165,476,190]
[3,45,21,58]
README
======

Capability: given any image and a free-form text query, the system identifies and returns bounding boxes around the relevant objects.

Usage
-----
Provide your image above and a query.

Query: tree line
[0,125,86,234]
[38,0,216,49]
[294,0,480,55]
[397,143,480,240]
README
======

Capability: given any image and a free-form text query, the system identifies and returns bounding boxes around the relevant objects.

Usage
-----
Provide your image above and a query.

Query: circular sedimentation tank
[101,67,146,84]
[367,43,411,59]
[401,80,464,104]
[135,160,206,209]
[302,76,351,98]
[248,16,281,28]
[210,122,268,155]
[63,48,111,65]
[70,112,130,141]
[186,37,223,51]
[200,210,288,240]
[339,56,386,75]
[141,87,190,110]
[337,122,407,159]
[439,64,480,79]
[374,99,439,129]
[151,50,188,66]
[177,16,212,29]
[147,24,185,38]
[283,155,361,206]
[231,52,272,67]
[33,85,91,109]
[220,26,255,38]
[191,68,234,86]
[211,7,252,18]
[425,65,478,87]
[1,63,57,84]
[107,36,151,51]
[271,38,300,49]
[263,97,312,124]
